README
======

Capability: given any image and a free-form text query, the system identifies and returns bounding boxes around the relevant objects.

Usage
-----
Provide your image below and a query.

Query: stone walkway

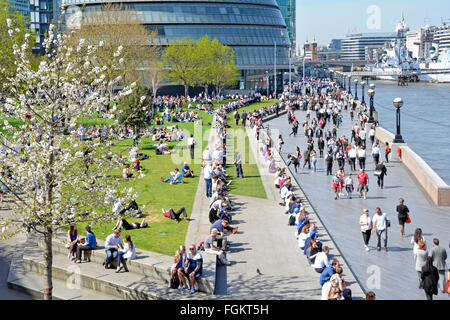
[267,108,450,300]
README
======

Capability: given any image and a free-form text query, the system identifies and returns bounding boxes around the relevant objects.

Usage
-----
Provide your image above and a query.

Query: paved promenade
[267,108,450,300]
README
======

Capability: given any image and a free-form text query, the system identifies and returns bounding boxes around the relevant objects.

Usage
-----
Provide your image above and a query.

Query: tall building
[276,0,295,51]
[303,38,318,61]
[61,0,290,92]
[341,32,399,60]
[10,0,30,18]
[434,23,450,55]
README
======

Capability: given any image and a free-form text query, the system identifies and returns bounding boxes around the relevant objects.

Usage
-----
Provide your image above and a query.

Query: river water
[355,80,450,184]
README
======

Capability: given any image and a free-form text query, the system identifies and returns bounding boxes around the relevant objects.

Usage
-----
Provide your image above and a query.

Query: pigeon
[256,268,263,276]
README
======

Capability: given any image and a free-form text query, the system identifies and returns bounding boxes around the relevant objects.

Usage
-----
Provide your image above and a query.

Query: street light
[354,79,358,100]
[348,76,352,94]
[367,88,375,123]
[361,81,366,104]
[265,70,269,97]
[393,97,405,143]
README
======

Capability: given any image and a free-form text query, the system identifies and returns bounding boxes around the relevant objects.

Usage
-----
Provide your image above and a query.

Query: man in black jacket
[375,161,387,189]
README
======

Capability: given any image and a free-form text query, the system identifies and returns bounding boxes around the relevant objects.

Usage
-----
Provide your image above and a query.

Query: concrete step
[39,233,215,295]
[22,242,212,300]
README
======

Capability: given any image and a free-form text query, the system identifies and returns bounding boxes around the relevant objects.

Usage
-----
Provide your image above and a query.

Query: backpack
[170,274,180,289]
[288,215,296,226]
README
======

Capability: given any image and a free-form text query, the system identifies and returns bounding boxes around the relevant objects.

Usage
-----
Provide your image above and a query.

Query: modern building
[61,0,290,93]
[328,38,342,50]
[434,23,450,55]
[10,0,30,18]
[275,0,295,52]
[341,32,399,60]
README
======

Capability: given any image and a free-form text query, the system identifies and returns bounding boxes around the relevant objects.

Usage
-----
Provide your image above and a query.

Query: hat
[330,274,340,282]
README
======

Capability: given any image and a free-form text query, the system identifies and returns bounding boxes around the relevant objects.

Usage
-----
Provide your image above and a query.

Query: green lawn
[223,99,279,199]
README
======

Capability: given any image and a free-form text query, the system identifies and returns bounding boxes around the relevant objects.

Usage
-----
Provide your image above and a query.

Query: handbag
[386,219,391,228]
[444,280,450,294]
[405,213,411,224]
[373,170,382,176]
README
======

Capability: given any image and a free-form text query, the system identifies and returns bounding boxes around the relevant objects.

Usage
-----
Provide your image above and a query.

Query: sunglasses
[189,248,195,251]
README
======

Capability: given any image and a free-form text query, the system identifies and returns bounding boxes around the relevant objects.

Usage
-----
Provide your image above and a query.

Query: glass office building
[275,0,295,52]
[61,0,290,92]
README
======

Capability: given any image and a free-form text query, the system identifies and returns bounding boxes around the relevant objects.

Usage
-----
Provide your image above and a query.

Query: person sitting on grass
[113,218,148,230]
[132,158,144,172]
[162,207,190,223]
[181,162,194,178]
[155,141,172,155]
[160,168,183,184]
[122,164,133,179]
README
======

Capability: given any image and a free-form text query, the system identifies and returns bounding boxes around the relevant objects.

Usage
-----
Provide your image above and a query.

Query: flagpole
[289,46,292,96]
[274,41,277,98]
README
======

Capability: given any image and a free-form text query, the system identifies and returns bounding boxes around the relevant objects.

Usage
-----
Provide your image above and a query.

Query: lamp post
[265,70,269,97]
[354,79,358,100]
[361,80,366,104]
[393,97,405,143]
[348,76,352,94]
[367,88,375,123]
[343,74,346,90]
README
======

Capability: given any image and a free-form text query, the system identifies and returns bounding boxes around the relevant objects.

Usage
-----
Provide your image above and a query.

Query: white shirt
[321,281,332,300]
[280,186,289,199]
[298,232,309,248]
[369,129,375,137]
[357,148,366,158]
[348,148,356,158]
[360,214,372,232]
[203,164,213,179]
[371,146,380,155]
[360,130,366,140]
[202,149,211,161]
[313,251,329,269]
[105,234,122,249]
[187,137,196,146]
[372,212,389,231]
[121,242,136,261]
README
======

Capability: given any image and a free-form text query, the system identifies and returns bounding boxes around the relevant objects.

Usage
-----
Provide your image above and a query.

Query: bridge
[294,59,369,68]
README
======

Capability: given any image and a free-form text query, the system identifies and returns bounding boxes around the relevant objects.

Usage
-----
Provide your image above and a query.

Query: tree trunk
[204,86,208,98]
[184,84,188,98]
[43,227,53,300]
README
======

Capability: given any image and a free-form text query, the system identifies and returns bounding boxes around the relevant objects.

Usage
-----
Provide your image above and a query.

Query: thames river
[356,80,450,184]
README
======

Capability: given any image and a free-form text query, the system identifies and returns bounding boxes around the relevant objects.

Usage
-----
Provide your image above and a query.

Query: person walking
[241,110,247,127]
[384,142,391,163]
[415,241,428,288]
[421,256,439,300]
[233,110,240,126]
[278,134,284,154]
[374,161,387,189]
[429,238,447,293]
[302,148,311,170]
[344,174,354,199]
[233,149,244,178]
[347,145,357,172]
[396,198,410,238]
[287,154,300,173]
[371,207,390,252]
[357,169,369,200]
[359,209,372,251]
[203,161,213,198]
[310,149,317,172]
[325,151,333,176]
[371,142,381,166]
[411,228,427,260]
[357,146,366,170]
[187,134,196,160]
[318,137,325,158]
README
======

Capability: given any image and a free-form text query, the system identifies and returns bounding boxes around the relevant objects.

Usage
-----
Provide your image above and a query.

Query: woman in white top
[359,209,372,251]
[411,228,426,259]
[116,234,136,273]
[297,227,310,250]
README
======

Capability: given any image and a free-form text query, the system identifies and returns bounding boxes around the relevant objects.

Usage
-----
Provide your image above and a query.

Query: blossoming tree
[0,22,146,299]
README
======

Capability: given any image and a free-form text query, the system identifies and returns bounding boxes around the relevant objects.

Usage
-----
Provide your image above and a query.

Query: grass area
[74,103,220,256]
[223,99,279,199]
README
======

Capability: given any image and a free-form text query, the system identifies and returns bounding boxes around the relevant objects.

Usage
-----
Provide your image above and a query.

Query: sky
[295,0,450,50]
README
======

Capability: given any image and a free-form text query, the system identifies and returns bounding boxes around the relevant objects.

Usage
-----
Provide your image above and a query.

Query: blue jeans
[105,248,118,266]
[117,251,126,267]
[235,164,244,178]
[163,176,176,183]
[312,159,317,172]
[205,178,212,197]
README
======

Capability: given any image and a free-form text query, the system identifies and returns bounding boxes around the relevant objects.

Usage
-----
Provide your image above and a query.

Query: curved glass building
[61,0,290,92]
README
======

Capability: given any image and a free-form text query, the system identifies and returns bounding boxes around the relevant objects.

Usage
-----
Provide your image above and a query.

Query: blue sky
[295,0,450,49]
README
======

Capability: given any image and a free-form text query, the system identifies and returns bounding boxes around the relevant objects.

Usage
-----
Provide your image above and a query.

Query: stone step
[22,244,212,300]
[38,233,215,295]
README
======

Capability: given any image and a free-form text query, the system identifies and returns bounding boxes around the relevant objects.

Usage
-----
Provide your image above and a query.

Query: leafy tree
[0,23,143,300]
[161,37,203,97]
[0,0,35,86]
[118,85,151,128]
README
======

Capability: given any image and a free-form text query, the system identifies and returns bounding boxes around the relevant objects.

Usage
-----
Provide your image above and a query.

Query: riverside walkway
[266,107,450,300]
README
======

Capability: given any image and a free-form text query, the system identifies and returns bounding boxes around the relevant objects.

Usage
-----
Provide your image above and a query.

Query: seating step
[21,242,212,300]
